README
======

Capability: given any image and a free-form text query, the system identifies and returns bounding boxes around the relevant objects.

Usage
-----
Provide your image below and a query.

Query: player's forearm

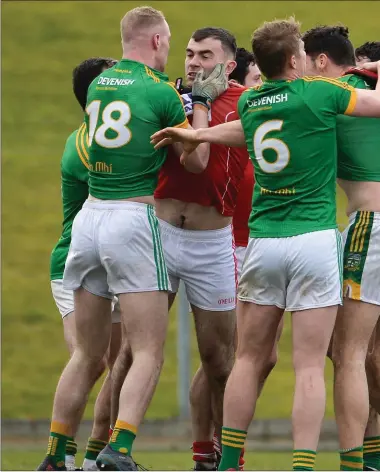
[353,61,380,117]
[184,104,210,173]
[194,120,246,147]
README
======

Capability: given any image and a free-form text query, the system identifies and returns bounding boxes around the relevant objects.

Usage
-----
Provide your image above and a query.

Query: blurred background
[2,1,379,470]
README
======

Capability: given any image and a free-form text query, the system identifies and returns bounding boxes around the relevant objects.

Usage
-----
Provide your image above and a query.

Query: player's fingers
[153,137,173,150]
[205,63,224,81]
[194,69,205,83]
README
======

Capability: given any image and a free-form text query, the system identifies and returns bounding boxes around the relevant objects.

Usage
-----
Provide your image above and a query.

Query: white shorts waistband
[83,199,152,212]
[158,218,232,241]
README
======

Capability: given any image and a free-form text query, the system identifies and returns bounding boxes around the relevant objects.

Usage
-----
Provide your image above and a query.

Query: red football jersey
[232,159,254,247]
[154,86,250,217]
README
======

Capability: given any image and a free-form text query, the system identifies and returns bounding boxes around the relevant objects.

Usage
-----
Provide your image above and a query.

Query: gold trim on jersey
[302,75,354,90]
[76,123,90,170]
[144,65,160,83]
[344,89,357,115]
[173,117,189,129]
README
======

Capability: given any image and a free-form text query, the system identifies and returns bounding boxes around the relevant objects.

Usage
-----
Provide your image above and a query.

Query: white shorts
[51,279,121,322]
[159,219,237,311]
[235,246,247,281]
[63,200,170,298]
[342,211,380,306]
[238,229,343,312]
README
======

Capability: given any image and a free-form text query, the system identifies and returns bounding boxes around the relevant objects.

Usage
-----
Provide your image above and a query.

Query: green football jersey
[85,59,188,200]
[50,123,89,280]
[337,74,380,182]
[238,77,356,238]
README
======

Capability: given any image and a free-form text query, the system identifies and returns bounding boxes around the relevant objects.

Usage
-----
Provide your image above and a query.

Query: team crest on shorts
[345,252,361,271]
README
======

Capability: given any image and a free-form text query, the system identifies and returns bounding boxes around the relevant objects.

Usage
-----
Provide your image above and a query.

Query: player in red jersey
[155,34,257,470]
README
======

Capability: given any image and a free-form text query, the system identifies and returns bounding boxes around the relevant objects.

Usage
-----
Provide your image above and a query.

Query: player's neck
[122,46,157,71]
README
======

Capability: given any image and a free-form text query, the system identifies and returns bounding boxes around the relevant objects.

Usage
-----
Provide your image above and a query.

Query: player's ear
[290,54,297,70]
[226,60,237,76]
[317,53,328,70]
[152,33,160,51]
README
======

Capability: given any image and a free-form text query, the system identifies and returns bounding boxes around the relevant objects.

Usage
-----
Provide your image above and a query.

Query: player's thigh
[238,237,287,310]
[292,306,338,370]
[100,203,170,295]
[108,301,122,367]
[74,287,113,361]
[117,291,168,355]
[192,305,236,366]
[51,279,76,353]
[178,225,237,312]
[236,300,284,362]
[235,246,247,281]
[286,229,343,311]
[343,211,380,305]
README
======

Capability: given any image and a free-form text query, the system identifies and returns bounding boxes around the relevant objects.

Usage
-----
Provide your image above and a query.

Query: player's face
[156,21,171,72]
[185,37,234,86]
[356,55,370,66]
[244,63,263,87]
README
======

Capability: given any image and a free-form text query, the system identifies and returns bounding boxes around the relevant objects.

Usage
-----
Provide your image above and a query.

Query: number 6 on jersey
[86,100,132,148]
[253,120,290,173]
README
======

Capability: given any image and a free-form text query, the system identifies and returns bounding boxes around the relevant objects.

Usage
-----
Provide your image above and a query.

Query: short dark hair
[191,27,237,58]
[251,18,302,79]
[355,41,380,62]
[229,47,256,85]
[72,57,117,110]
[303,25,355,66]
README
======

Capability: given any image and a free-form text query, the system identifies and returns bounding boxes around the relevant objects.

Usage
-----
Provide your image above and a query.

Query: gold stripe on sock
[294,452,316,458]
[364,439,380,445]
[293,462,314,468]
[343,451,362,458]
[114,420,137,434]
[340,460,362,469]
[222,430,246,438]
[51,421,71,436]
[223,433,246,442]
[364,447,380,453]
[222,440,245,448]
[293,458,315,464]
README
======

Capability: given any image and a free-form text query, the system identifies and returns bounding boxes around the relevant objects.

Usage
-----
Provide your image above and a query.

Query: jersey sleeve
[154,82,189,129]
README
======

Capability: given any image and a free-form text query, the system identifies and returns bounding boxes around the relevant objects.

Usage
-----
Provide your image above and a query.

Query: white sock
[82,458,98,471]
[65,455,76,471]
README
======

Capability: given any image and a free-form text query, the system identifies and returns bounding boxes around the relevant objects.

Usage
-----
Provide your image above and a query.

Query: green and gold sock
[340,446,363,471]
[293,450,316,470]
[364,436,380,470]
[47,421,71,467]
[218,426,247,470]
[65,437,77,457]
[84,437,108,461]
[109,420,137,456]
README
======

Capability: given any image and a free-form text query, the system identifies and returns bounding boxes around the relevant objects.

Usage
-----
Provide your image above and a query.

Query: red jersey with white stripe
[232,160,254,247]
[154,86,250,217]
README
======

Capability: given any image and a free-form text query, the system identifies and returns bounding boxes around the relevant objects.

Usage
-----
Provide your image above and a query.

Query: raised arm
[348,60,380,117]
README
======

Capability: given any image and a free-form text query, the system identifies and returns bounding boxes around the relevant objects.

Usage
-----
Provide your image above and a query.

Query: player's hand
[192,63,228,109]
[150,127,200,150]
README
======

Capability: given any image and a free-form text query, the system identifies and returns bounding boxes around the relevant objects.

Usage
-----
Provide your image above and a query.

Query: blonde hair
[252,17,302,78]
[121,6,166,43]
